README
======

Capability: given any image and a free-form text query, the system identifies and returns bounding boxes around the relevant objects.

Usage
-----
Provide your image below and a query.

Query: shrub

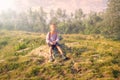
[15,43,27,50]
[0,62,19,73]
[0,41,8,48]
[26,66,40,77]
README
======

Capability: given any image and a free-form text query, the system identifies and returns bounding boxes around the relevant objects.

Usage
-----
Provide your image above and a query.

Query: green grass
[0,30,120,80]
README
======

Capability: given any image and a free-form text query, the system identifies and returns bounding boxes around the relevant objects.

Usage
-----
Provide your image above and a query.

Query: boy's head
[50,23,56,32]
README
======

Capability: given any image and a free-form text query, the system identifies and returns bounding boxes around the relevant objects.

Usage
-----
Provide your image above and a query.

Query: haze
[0,0,108,13]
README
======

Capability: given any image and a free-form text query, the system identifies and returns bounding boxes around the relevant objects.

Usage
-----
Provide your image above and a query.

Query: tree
[83,12,102,34]
[103,0,120,40]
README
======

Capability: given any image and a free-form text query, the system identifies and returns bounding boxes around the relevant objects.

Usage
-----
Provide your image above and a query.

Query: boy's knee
[56,45,60,48]
[49,47,52,50]
[49,47,52,49]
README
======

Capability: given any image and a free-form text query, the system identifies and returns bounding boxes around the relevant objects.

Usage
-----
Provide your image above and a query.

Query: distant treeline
[0,0,120,40]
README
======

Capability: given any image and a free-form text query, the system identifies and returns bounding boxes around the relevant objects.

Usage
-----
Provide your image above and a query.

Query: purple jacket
[46,32,59,43]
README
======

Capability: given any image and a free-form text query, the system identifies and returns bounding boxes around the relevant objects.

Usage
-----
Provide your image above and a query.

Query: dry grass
[0,30,120,80]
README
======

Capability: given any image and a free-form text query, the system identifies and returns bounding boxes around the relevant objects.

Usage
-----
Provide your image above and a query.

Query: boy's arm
[46,32,51,43]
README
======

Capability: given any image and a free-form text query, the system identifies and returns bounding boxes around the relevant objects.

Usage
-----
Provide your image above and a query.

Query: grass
[0,30,120,80]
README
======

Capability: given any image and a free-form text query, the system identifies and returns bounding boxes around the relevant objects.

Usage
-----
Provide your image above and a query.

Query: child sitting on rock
[46,23,67,62]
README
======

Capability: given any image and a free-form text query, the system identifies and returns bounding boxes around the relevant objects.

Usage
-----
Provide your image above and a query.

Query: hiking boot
[61,54,68,60]
[49,56,54,62]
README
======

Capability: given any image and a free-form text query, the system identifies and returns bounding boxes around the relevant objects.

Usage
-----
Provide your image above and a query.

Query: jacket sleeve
[55,33,59,42]
[46,32,51,43]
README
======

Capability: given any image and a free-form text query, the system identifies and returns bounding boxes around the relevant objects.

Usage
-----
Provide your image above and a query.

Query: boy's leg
[49,47,54,62]
[56,45,63,55]
[49,47,52,56]
[56,45,67,60]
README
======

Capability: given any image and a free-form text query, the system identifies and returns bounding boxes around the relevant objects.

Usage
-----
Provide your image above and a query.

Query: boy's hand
[53,41,56,45]
[50,42,54,45]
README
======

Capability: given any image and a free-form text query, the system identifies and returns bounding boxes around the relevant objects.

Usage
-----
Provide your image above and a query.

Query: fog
[0,0,107,13]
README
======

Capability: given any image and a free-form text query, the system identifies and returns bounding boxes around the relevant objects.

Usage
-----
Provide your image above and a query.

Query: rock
[28,45,49,58]
[16,48,30,53]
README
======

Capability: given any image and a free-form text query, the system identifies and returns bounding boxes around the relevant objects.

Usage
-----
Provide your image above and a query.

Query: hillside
[0,31,120,80]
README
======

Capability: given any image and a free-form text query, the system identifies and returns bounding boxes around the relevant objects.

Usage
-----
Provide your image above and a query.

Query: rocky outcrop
[28,46,50,58]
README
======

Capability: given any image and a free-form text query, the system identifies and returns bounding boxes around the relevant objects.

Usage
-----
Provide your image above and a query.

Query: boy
[46,24,67,62]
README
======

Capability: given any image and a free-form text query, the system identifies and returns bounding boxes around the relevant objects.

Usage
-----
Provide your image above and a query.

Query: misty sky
[0,0,108,13]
